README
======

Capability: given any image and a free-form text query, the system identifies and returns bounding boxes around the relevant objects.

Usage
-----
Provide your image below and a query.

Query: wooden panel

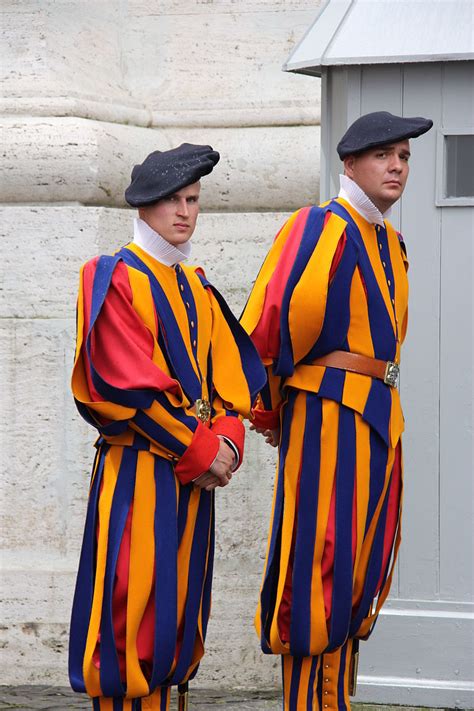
[438,62,474,600]
[399,63,443,599]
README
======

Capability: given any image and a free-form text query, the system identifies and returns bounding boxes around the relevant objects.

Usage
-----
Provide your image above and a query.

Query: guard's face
[344,140,410,213]
[139,181,201,245]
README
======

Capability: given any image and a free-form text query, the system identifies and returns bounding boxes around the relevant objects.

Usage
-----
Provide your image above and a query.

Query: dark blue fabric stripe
[317,367,346,403]
[177,484,192,547]
[113,698,124,711]
[160,687,170,709]
[197,273,267,403]
[327,201,396,361]
[119,249,202,403]
[99,448,138,697]
[328,406,356,650]
[289,656,302,710]
[69,446,106,692]
[132,410,190,457]
[259,391,296,652]
[92,699,101,711]
[201,494,215,642]
[275,207,327,376]
[306,656,318,710]
[150,458,179,687]
[302,227,358,362]
[363,380,391,447]
[290,394,322,655]
[169,490,212,684]
[365,429,389,535]
[175,265,202,376]
[350,472,392,637]
[337,642,348,710]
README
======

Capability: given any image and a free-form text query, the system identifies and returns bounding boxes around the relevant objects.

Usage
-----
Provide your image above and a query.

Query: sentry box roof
[283,0,474,77]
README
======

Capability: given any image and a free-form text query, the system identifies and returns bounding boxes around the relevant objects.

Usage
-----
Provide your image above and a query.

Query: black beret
[337,111,433,160]
[125,143,220,207]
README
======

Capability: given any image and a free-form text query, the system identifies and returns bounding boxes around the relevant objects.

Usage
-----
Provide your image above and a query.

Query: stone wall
[0,0,322,689]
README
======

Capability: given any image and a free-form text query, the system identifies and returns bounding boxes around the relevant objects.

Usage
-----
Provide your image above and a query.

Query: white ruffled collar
[338,174,392,227]
[132,217,191,266]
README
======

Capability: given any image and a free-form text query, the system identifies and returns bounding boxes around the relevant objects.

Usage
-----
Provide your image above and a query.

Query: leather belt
[312,350,400,387]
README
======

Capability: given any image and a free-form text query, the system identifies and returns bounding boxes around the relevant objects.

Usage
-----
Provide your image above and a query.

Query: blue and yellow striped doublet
[241,198,408,709]
[69,244,265,708]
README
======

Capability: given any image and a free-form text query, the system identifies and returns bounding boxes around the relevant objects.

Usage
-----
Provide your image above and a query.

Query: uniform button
[388,279,391,286]
[193,339,197,347]
[324,690,328,695]
[324,664,329,669]
[186,301,190,308]
[324,678,329,682]
[379,243,383,250]
[191,320,195,328]
[392,298,395,305]
[180,284,184,292]
[383,261,386,267]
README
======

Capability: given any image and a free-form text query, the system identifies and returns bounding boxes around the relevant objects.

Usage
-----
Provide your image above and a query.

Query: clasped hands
[193,436,235,492]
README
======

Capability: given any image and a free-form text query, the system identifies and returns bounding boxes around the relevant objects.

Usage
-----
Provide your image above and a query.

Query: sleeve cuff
[211,416,245,471]
[250,406,281,430]
[174,422,220,485]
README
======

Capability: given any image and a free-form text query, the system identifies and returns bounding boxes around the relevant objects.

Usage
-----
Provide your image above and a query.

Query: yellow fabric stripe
[288,212,347,364]
[347,266,375,357]
[207,289,252,414]
[126,244,202,384]
[141,399,195,450]
[240,209,303,336]
[83,447,122,697]
[254,434,283,639]
[269,394,307,653]
[282,655,292,709]
[296,656,313,708]
[353,445,396,605]
[386,222,409,359]
[98,699,114,711]
[309,398,338,653]
[338,200,396,336]
[358,446,404,637]
[170,486,201,675]
[353,414,371,579]
[125,451,155,698]
[343,639,353,706]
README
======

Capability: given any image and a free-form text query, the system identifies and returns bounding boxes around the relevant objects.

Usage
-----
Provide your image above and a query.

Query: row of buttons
[176,264,197,348]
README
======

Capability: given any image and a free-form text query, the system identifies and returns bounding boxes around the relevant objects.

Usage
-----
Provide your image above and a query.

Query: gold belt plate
[195,398,211,422]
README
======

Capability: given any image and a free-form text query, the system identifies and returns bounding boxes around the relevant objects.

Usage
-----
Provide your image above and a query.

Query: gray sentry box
[283,1,473,708]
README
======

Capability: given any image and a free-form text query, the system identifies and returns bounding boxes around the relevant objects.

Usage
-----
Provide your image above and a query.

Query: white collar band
[338,174,392,227]
[132,217,192,267]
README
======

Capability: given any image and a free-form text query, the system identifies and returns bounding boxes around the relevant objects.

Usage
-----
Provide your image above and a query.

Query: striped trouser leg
[92,687,171,711]
[282,640,353,711]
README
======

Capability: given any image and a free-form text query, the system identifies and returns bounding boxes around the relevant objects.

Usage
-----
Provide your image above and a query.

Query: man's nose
[389,156,403,172]
[177,198,189,217]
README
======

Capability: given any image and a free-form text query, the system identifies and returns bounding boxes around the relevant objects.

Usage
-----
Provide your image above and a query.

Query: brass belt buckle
[195,398,211,422]
[384,361,400,387]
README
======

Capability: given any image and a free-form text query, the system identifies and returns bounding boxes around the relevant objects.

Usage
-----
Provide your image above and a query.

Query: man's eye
[377,152,386,158]
[188,197,198,203]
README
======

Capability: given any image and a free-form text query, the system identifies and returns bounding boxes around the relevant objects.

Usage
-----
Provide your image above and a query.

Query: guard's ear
[343,155,356,178]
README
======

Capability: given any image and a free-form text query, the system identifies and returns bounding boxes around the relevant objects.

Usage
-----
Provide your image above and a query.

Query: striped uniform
[241,198,408,709]
[69,243,265,710]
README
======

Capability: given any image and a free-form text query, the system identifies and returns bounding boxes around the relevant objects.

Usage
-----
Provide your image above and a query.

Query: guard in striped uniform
[69,144,266,710]
[241,112,432,709]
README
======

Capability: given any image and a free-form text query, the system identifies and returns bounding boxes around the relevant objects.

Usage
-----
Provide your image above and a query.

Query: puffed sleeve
[72,256,221,485]
[240,206,352,427]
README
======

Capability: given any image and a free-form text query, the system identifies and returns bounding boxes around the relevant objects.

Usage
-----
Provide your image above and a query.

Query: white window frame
[435,128,474,207]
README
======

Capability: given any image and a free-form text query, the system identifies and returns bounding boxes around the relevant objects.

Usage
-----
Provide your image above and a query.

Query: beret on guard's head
[337,111,433,160]
[125,143,220,207]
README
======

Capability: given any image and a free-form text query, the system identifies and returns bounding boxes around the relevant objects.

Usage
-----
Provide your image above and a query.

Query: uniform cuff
[174,422,220,485]
[250,406,281,430]
[211,417,245,471]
